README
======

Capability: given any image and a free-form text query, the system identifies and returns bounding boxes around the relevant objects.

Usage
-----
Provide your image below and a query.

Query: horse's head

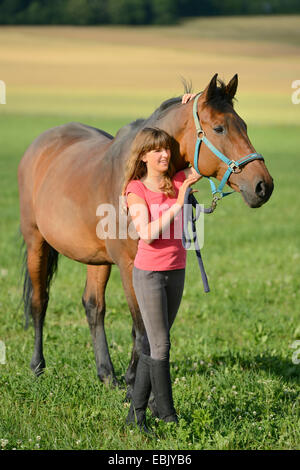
[182,74,274,208]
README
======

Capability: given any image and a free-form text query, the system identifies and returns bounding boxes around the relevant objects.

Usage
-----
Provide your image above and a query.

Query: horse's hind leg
[24,230,52,376]
[82,264,118,386]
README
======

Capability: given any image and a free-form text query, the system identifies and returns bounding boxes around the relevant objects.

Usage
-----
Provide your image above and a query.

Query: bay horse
[18,74,273,406]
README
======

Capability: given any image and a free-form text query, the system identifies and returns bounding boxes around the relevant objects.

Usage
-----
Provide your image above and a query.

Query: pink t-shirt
[125,169,187,271]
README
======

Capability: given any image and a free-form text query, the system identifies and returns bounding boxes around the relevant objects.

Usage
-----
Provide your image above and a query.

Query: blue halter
[192,93,264,199]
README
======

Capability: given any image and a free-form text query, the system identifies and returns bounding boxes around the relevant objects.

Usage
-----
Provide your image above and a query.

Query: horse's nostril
[255,180,266,199]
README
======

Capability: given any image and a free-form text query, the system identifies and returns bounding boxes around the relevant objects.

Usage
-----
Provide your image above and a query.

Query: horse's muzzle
[240,177,274,208]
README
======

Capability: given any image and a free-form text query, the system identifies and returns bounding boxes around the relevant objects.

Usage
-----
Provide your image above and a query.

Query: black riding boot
[149,357,178,423]
[126,353,152,434]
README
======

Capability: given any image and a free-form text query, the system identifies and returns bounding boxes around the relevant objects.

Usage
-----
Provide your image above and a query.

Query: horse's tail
[20,233,59,329]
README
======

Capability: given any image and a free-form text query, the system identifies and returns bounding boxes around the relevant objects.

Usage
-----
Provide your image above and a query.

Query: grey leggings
[133,266,185,361]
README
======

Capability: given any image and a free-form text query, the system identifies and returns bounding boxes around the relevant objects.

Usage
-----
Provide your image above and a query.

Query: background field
[0,16,299,450]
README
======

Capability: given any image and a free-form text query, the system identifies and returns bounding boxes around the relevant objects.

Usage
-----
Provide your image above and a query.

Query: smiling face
[141,147,171,174]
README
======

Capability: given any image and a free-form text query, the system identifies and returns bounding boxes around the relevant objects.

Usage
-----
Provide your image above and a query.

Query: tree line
[0,0,299,25]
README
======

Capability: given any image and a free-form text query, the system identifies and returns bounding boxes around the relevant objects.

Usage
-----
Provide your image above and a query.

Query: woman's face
[141,147,171,173]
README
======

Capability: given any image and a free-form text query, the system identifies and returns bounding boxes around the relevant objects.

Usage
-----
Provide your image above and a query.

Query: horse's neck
[151,107,190,170]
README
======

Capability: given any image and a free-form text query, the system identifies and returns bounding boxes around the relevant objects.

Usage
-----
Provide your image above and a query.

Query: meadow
[0,16,299,450]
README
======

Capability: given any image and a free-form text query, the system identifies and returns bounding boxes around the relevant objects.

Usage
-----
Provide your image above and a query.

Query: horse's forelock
[205,78,236,111]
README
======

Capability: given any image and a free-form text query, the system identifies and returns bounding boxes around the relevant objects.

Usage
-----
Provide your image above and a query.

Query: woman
[122,94,200,433]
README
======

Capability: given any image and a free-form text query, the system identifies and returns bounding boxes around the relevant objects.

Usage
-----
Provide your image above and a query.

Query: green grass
[0,113,299,450]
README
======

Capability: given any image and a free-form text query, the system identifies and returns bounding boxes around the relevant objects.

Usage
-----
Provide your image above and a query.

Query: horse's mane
[109,77,234,158]
[110,80,193,155]
[109,98,179,158]
[146,77,193,123]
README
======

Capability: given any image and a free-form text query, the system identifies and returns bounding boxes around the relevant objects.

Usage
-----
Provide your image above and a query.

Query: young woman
[121,95,200,433]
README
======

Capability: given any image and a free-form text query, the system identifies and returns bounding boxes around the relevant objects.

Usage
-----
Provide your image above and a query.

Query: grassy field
[0,17,299,450]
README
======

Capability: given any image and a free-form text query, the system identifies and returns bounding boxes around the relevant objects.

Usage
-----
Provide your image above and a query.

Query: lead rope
[182,187,214,293]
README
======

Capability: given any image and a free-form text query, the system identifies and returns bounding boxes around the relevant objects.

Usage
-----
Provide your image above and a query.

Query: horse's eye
[214,126,224,134]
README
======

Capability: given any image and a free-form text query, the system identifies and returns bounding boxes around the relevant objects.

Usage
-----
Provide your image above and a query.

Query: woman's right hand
[182,93,197,104]
[176,175,201,207]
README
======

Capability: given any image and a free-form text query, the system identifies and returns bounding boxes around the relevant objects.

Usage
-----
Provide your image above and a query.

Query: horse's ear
[204,73,218,101]
[226,74,238,99]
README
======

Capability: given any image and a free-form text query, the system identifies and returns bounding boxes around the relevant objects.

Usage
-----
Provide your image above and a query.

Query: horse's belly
[35,195,113,265]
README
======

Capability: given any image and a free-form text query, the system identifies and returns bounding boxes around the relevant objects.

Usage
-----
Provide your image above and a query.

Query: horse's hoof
[110,377,120,388]
[98,374,120,388]
[30,359,46,377]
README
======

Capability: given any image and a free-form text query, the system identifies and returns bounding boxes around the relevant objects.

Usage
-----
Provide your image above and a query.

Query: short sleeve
[125,180,146,207]
[173,169,186,189]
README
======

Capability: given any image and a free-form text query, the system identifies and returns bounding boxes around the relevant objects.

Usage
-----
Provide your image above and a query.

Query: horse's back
[19,121,112,194]
[19,122,112,170]
[18,122,116,263]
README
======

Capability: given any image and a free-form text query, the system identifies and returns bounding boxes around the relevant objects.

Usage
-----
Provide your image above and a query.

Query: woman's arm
[127,193,182,245]
[127,174,199,244]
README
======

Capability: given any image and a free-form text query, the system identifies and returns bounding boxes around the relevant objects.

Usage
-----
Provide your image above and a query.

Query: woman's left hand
[189,166,202,181]
[182,93,197,104]
[184,166,202,182]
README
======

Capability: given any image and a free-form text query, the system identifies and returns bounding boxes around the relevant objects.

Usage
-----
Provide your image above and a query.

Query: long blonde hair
[121,127,176,203]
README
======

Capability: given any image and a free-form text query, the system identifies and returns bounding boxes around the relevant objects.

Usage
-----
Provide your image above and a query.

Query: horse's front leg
[82,264,118,386]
